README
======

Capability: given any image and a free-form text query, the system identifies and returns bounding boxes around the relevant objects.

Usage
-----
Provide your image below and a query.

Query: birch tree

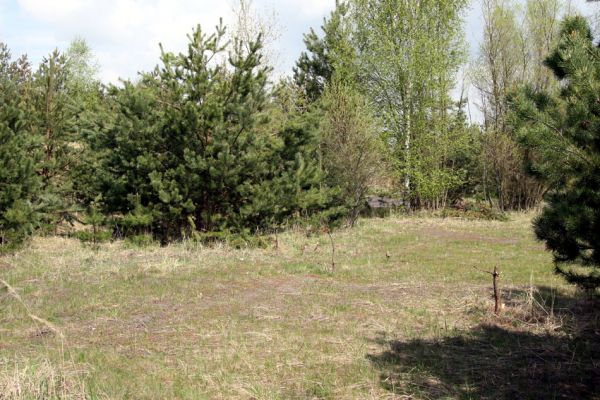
[352,0,469,207]
[526,0,562,91]
[473,0,563,210]
[231,0,281,70]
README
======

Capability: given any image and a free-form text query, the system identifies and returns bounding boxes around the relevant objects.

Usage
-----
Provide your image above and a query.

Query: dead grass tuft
[1,212,596,398]
[0,358,89,400]
[1,278,64,339]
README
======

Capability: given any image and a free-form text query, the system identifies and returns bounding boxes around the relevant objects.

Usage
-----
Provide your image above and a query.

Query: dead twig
[328,230,335,273]
[0,277,64,339]
[473,266,501,314]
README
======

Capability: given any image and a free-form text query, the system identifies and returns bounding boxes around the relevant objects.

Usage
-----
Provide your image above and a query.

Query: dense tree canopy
[0,44,40,251]
[1,0,599,292]
[79,24,332,242]
[293,1,353,103]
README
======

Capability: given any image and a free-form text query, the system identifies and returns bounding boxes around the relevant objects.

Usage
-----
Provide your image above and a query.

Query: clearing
[0,213,598,399]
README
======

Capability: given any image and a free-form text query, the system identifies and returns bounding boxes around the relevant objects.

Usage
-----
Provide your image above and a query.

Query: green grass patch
[0,213,596,399]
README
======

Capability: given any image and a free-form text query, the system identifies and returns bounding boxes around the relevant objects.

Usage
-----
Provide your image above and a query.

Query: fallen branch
[0,277,64,338]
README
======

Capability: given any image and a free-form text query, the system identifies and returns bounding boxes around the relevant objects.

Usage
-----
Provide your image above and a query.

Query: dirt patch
[70,275,321,346]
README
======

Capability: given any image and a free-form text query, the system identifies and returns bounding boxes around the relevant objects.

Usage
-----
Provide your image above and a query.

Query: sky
[0,0,337,83]
[0,0,598,86]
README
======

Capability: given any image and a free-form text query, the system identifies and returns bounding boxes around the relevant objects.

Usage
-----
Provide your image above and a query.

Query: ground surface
[0,214,598,399]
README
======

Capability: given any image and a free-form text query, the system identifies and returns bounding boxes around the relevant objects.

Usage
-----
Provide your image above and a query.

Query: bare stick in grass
[328,230,335,273]
[0,277,64,338]
[492,266,500,314]
[473,266,501,314]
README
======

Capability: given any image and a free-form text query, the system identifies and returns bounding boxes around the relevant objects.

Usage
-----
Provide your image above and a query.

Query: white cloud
[15,0,234,82]
[287,0,334,18]
[8,0,335,83]
[18,0,88,21]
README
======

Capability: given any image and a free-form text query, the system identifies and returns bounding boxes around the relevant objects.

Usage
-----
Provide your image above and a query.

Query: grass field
[0,213,598,399]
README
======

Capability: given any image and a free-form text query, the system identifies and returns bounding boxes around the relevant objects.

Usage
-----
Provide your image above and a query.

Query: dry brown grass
[0,358,88,400]
[0,213,596,399]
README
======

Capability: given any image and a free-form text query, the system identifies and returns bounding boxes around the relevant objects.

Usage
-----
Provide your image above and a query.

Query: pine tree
[0,44,40,251]
[293,1,351,102]
[87,23,331,243]
[32,50,78,230]
[510,16,600,289]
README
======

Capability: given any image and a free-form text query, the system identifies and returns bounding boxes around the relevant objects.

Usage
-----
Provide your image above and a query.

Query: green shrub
[71,230,112,245]
[192,230,271,249]
[441,201,508,221]
[124,234,155,248]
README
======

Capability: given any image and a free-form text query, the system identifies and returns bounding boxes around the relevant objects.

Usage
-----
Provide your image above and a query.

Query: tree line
[0,0,598,288]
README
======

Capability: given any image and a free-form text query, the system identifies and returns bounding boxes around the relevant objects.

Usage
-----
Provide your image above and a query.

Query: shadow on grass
[367,288,599,399]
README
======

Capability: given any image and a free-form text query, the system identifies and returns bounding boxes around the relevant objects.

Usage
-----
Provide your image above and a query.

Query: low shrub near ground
[192,230,272,249]
[442,200,508,221]
[123,233,155,248]
[70,230,112,246]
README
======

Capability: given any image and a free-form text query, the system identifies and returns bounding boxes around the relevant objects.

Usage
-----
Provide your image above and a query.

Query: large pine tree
[293,1,351,102]
[0,44,40,251]
[32,50,78,230]
[83,24,331,242]
[511,16,600,290]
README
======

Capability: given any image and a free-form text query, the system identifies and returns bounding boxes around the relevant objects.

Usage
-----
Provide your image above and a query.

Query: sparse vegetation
[1,1,600,398]
[1,213,597,399]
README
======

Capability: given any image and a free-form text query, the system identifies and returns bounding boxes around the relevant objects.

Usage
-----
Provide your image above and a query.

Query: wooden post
[473,266,501,315]
[492,266,500,314]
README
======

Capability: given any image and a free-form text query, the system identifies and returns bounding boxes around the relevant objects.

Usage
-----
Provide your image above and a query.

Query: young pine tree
[32,50,78,231]
[0,44,40,252]
[89,23,331,243]
[511,16,600,290]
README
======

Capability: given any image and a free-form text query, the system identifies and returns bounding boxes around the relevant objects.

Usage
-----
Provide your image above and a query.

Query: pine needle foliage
[82,24,332,243]
[0,44,40,252]
[510,16,600,290]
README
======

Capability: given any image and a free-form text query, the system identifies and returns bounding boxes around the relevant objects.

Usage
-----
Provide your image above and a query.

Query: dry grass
[0,357,88,400]
[0,213,597,399]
